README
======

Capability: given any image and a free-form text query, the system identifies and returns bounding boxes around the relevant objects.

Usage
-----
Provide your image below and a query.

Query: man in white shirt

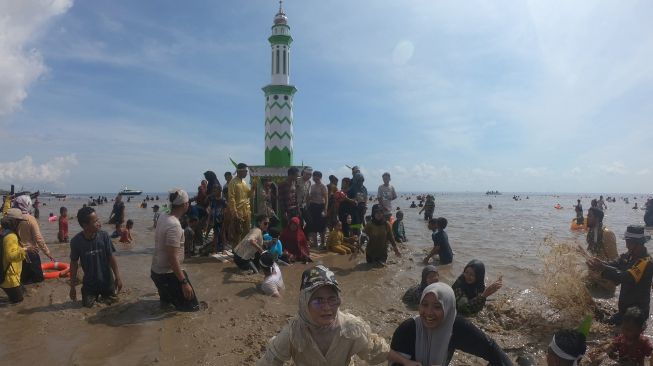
[377,172,397,220]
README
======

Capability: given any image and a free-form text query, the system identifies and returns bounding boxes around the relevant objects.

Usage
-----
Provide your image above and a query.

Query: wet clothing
[364,221,396,263]
[326,230,356,255]
[58,216,69,242]
[110,201,125,224]
[390,316,513,366]
[432,229,453,265]
[151,213,185,274]
[150,270,199,312]
[1,232,27,289]
[377,184,397,215]
[423,199,435,220]
[17,213,49,283]
[611,334,653,365]
[392,219,406,242]
[402,266,439,306]
[601,251,653,320]
[452,260,487,316]
[70,230,116,293]
[261,263,284,296]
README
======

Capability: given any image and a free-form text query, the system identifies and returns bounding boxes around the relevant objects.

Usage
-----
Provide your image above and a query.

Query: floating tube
[41,262,70,279]
[554,204,563,209]
[570,217,588,231]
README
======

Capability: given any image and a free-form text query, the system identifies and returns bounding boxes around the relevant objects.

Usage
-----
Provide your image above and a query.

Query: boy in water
[418,195,435,221]
[69,206,123,307]
[58,206,69,243]
[119,219,134,244]
[152,205,160,228]
[392,210,406,243]
[607,306,652,365]
[423,217,453,265]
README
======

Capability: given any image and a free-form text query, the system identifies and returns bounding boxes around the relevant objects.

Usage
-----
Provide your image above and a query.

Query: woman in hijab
[364,204,400,264]
[257,265,390,366]
[399,267,514,366]
[13,194,53,284]
[389,282,457,366]
[452,259,502,316]
[280,217,311,263]
[402,265,438,306]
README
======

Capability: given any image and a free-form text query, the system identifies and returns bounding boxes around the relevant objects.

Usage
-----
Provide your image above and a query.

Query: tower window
[276,50,280,74]
[274,95,279,100]
[284,96,288,100]
[283,50,286,75]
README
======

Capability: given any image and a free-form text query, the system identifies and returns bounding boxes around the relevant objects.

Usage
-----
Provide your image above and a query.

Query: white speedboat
[119,187,143,196]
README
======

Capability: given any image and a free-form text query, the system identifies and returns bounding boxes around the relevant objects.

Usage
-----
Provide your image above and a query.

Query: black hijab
[418,265,438,295]
[454,259,486,299]
[204,171,221,194]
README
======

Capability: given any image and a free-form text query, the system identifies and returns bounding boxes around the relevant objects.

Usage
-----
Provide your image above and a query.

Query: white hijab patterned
[414,282,457,366]
[13,195,32,214]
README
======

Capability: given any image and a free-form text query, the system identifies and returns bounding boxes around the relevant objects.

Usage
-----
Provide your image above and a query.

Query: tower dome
[274,1,288,25]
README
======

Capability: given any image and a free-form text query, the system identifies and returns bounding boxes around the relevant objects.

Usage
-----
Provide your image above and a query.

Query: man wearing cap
[13,194,54,284]
[150,188,200,312]
[228,163,253,245]
[587,225,653,324]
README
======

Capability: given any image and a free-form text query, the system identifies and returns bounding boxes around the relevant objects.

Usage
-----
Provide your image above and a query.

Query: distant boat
[119,187,143,196]
[486,191,502,195]
[41,192,67,199]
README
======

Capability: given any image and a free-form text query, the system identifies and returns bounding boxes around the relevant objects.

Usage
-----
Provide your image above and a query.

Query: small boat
[41,192,67,199]
[485,191,502,195]
[119,187,143,196]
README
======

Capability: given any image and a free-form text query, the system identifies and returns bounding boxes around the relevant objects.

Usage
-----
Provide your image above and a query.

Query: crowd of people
[1,171,652,365]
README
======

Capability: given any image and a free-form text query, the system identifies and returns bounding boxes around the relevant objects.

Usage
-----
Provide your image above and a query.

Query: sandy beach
[1,193,651,365]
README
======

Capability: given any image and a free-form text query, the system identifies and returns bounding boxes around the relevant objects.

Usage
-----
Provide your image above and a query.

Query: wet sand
[1,194,649,365]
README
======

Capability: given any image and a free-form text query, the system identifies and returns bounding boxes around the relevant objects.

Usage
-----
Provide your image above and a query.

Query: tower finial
[278,0,283,14]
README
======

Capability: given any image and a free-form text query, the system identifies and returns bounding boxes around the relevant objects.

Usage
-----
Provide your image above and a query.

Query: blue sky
[1,0,652,193]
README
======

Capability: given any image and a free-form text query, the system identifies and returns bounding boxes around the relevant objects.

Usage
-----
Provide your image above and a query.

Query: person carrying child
[69,206,123,307]
[58,206,69,243]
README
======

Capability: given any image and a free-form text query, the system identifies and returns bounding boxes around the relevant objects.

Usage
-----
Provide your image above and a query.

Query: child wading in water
[119,219,134,244]
[58,206,69,243]
[392,210,406,243]
[423,217,453,265]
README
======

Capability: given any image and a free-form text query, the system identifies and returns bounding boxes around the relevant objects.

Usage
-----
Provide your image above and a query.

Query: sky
[0,0,652,194]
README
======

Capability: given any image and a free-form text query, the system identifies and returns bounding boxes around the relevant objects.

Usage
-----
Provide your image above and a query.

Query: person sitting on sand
[150,188,199,312]
[1,209,35,303]
[259,251,284,298]
[402,265,439,306]
[603,306,653,365]
[326,220,357,255]
[423,217,453,265]
[587,225,653,324]
[392,210,406,243]
[69,206,123,308]
[58,206,69,243]
[119,219,134,244]
[280,217,311,263]
[546,329,586,366]
[389,283,456,366]
[257,265,390,366]
[364,204,401,264]
[232,214,269,274]
[452,260,503,316]
[403,266,514,366]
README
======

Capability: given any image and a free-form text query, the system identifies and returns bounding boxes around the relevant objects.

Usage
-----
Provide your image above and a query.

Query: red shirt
[613,334,653,365]
[58,216,68,236]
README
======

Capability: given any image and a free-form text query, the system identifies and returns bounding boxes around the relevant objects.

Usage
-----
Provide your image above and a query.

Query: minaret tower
[263,1,297,167]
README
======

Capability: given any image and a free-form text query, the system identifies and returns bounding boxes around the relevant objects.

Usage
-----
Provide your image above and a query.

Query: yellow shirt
[228,177,251,217]
[1,233,27,288]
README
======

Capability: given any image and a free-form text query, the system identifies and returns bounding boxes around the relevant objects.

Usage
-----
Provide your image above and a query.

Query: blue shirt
[432,229,453,264]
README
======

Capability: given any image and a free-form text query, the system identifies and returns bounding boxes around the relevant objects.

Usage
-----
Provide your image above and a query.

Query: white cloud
[0,0,73,115]
[0,155,78,184]
[522,167,548,177]
[636,169,651,176]
[599,161,626,175]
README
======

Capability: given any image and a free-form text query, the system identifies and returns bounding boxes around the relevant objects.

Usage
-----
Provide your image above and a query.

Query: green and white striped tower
[263,1,297,167]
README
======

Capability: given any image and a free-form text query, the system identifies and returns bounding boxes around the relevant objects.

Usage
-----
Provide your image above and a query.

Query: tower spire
[263,2,296,167]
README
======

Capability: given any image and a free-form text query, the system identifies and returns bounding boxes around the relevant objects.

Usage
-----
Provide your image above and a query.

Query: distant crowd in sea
[1,169,653,365]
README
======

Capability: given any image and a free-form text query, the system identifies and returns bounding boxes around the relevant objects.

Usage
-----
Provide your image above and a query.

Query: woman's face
[418,292,444,329]
[308,286,340,327]
[463,267,476,285]
[373,210,384,221]
[289,222,298,231]
[426,272,439,285]
[346,215,352,224]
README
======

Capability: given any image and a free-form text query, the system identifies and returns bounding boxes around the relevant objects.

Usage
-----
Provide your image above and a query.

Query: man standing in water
[228,163,253,245]
[151,188,199,312]
[377,172,397,220]
[278,167,300,227]
[585,207,618,295]
[587,225,653,324]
